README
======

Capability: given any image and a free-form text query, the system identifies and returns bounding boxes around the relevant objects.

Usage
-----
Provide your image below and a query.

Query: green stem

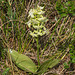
[36,37,40,66]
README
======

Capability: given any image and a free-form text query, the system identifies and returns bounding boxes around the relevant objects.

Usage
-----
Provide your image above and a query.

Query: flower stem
[36,37,40,66]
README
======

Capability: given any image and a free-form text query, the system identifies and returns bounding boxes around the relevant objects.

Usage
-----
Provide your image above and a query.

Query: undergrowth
[0,0,75,75]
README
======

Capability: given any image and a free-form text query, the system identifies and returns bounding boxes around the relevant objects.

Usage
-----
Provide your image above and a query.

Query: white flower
[42,31,46,35]
[27,5,48,37]
[43,27,46,30]
[38,32,43,36]
[26,20,31,27]
[10,49,12,53]
[28,9,34,18]
[33,25,44,29]
[34,30,38,33]
[32,9,38,14]
[45,29,49,35]
[37,5,44,10]
[31,19,39,24]
[37,17,46,21]
[29,31,38,37]
[38,10,45,14]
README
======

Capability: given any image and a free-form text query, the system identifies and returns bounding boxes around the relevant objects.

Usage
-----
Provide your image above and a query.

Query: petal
[37,5,44,9]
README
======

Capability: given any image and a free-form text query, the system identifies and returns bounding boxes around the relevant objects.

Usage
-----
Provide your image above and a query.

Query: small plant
[9,5,61,75]
[26,5,49,66]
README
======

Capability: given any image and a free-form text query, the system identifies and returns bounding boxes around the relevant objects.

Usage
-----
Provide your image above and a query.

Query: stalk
[26,5,48,67]
[36,37,40,66]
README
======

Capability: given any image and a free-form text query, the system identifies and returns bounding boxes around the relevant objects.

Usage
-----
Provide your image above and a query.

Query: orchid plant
[26,5,49,66]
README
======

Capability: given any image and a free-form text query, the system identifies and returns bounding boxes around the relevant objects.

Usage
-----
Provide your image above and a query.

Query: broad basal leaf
[10,50,37,73]
[37,58,60,74]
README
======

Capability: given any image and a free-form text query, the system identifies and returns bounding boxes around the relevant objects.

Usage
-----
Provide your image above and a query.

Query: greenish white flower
[37,17,46,21]
[37,32,43,36]
[31,19,39,24]
[29,31,38,37]
[27,5,49,37]
[26,20,31,27]
[37,10,45,14]
[43,27,46,30]
[33,25,44,29]
[28,9,34,18]
[10,49,12,53]
[37,5,44,10]
[45,29,49,35]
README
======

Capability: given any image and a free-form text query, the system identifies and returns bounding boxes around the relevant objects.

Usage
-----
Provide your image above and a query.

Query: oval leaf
[10,50,37,73]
